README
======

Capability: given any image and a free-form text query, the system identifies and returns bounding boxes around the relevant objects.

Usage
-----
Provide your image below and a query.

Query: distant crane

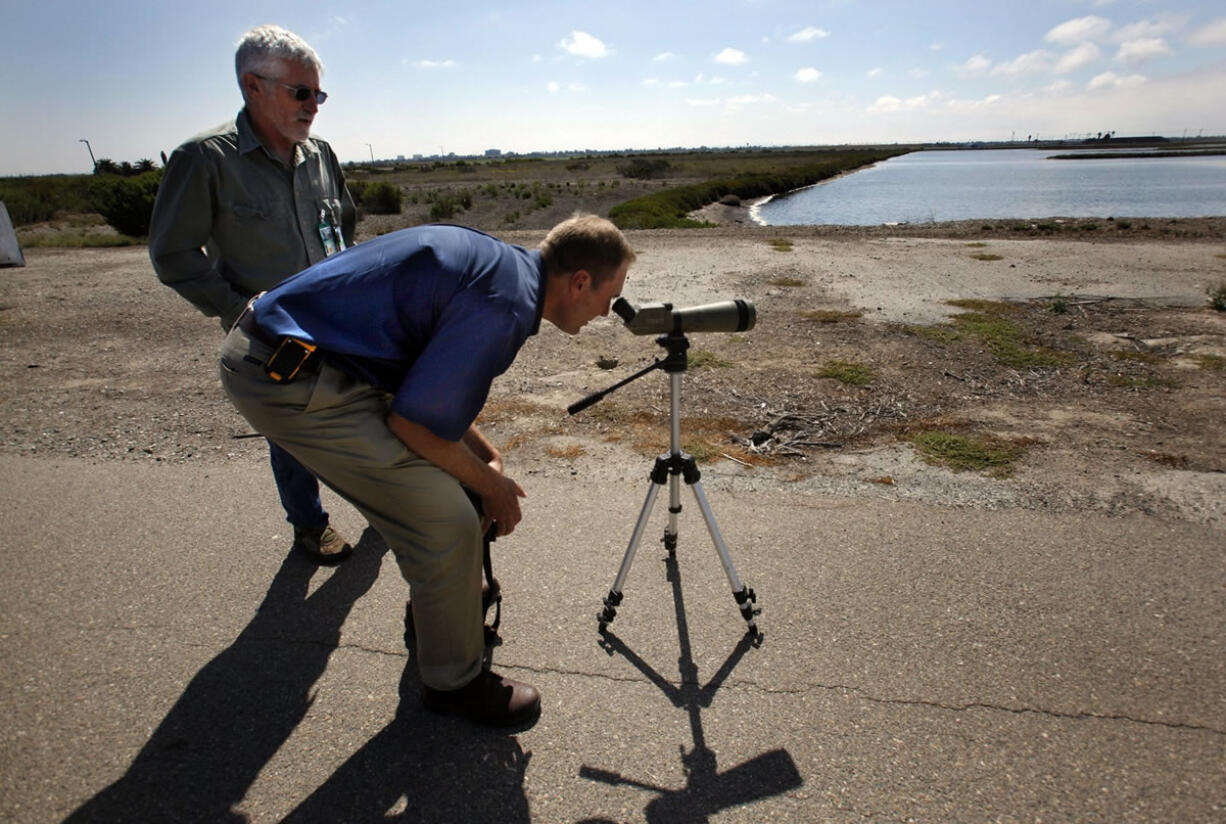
[365,143,374,163]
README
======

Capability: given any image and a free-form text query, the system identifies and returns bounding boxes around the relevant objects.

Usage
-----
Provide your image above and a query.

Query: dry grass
[800,309,862,323]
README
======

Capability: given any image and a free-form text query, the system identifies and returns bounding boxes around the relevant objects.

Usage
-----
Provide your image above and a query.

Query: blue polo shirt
[252,224,545,441]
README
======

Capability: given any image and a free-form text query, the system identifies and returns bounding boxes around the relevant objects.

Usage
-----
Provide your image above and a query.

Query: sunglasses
[254,74,328,105]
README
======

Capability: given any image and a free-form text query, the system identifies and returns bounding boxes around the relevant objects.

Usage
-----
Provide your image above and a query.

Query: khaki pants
[220,326,483,690]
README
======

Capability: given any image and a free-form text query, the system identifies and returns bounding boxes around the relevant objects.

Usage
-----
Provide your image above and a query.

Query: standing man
[219,215,635,726]
[150,25,357,563]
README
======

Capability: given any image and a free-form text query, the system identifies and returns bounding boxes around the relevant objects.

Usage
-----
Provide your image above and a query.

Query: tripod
[569,331,760,636]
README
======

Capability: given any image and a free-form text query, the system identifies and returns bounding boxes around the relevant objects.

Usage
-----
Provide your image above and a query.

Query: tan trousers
[219,326,484,690]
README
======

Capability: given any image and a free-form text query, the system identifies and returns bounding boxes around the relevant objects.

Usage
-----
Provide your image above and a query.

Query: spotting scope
[612,297,756,335]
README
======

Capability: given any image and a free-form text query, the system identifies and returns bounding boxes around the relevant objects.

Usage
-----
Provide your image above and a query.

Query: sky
[2,0,1225,176]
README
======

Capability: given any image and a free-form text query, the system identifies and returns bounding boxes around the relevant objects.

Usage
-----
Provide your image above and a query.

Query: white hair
[235,25,323,100]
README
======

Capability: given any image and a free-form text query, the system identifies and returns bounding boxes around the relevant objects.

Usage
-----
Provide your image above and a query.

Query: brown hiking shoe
[422,670,541,728]
[292,524,353,565]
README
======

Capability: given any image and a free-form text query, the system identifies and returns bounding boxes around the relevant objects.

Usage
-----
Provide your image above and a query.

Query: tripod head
[566,331,690,415]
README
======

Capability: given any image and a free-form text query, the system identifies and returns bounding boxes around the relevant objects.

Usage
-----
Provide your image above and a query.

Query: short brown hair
[539,214,635,285]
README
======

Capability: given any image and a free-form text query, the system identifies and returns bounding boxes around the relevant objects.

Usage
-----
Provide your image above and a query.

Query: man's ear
[241,72,264,100]
[570,269,591,293]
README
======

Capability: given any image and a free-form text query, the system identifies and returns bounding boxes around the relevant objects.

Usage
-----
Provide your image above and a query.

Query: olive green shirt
[149,109,356,329]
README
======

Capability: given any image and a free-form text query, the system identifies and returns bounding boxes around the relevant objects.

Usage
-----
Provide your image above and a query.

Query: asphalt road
[1,453,1222,823]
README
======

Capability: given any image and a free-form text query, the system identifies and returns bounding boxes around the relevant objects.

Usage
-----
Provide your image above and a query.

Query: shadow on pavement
[281,660,530,822]
[64,527,388,823]
[583,553,802,823]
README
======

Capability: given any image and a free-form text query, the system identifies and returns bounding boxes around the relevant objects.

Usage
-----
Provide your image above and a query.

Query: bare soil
[2,218,1224,532]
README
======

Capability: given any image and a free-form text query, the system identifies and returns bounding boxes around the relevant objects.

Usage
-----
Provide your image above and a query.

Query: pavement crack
[789,680,1226,736]
[504,664,1225,736]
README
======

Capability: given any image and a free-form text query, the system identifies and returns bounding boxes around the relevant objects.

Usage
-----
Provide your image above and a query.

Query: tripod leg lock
[598,589,624,631]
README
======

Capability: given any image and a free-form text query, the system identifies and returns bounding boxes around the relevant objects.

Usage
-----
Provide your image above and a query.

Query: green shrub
[88,170,161,237]
[1208,282,1226,311]
[616,157,672,179]
[0,175,95,225]
[363,182,402,214]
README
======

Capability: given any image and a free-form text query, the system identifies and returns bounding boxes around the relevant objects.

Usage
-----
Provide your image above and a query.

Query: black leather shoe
[422,670,541,728]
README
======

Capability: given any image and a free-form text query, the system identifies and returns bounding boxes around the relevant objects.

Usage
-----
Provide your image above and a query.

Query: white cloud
[930,43,943,52]
[1088,71,1146,90]
[1055,42,1102,73]
[642,78,660,87]
[794,67,822,83]
[909,67,929,79]
[1113,16,1184,42]
[559,31,609,59]
[1045,15,1112,45]
[668,80,688,88]
[983,94,1001,105]
[959,54,992,74]
[413,59,456,69]
[547,81,560,94]
[867,91,944,113]
[1044,79,1074,93]
[866,67,882,78]
[992,50,1052,75]
[531,54,542,63]
[786,26,830,43]
[686,98,722,107]
[1188,18,1226,46]
[714,48,748,65]
[1115,38,1172,63]
[653,51,677,62]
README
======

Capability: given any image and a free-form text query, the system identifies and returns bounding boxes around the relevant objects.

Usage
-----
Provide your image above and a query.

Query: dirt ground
[2,219,1224,532]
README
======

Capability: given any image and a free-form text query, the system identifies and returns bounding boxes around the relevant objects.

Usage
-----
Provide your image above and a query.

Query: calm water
[754,148,1226,226]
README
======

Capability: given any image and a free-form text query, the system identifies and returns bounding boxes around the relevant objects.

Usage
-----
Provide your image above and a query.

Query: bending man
[219,215,635,726]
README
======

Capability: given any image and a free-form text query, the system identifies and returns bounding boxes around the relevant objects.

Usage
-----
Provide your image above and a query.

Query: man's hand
[386,413,527,536]
[477,472,526,537]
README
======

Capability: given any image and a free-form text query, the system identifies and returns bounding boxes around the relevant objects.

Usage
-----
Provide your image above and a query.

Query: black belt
[236,306,321,382]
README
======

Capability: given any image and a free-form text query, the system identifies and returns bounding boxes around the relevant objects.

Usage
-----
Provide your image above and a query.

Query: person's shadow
[280,659,531,822]
[64,527,389,823]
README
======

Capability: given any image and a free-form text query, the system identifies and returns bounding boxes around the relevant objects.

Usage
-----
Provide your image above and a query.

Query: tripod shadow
[583,554,802,823]
[281,659,531,822]
[64,527,388,823]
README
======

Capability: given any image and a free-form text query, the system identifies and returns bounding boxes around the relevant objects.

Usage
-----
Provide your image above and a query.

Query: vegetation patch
[916,300,1074,368]
[964,242,988,248]
[1194,354,1224,371]
[909,430,1027,477]
[801,309,862,323]
[970,252,1003,261]
[546,444,585,460]
[816,359,876,386]
[16,231,136,248]
[769,276,805,287]
[1208,282,1226,311]
[768,238,794,252]
[688,349,733,369]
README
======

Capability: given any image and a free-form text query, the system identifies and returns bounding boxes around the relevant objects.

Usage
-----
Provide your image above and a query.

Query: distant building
[484,149,502,157]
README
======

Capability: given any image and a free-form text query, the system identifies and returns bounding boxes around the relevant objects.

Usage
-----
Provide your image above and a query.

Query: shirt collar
[235,108,317,166]
[530,249,545,336]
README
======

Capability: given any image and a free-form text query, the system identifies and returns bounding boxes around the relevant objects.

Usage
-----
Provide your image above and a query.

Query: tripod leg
[599,479,664,631]
[689,480,759,635]
[663,461,682,556]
